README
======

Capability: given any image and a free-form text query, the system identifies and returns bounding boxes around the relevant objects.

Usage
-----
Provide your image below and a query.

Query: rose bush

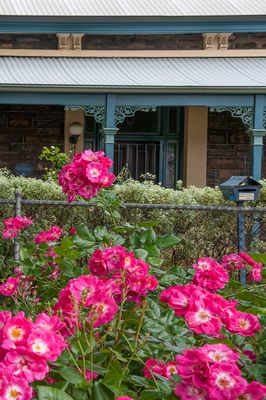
[0,150,265,400]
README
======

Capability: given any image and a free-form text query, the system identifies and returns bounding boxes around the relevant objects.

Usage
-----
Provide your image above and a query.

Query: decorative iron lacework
[209,106,253,128]
[115,106,157,126]
[65,106,105,126]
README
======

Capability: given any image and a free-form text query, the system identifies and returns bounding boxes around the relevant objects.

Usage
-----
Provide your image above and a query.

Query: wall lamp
[69,122,83,144]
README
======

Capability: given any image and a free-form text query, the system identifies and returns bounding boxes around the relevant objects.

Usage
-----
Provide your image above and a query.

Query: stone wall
[82,34,203,50]
[0,34,57,49]
[0,105,64,177]
[207,111,251,186]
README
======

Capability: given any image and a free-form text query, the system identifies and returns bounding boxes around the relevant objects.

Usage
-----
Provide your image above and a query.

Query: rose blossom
[59,150,115,203]
[200,343,239,364]
[116,397,135,400]
[2,313,33,350]
[237,381,266,400]
[0,277,19,296]
[221,254,245,271]
[175,381,210,400]
[222,308,261,336]
[208,363,247,400]
[27,329,66,361]
[4,349,49,382]
[176,348,209,389]
[185,297,222,336]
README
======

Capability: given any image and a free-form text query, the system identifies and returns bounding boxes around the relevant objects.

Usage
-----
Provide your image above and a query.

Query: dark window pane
[117,111,159,134]
[169,107,178,134]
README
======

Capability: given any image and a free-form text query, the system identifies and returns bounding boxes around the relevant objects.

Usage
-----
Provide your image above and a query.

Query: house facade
[1,0,266,187]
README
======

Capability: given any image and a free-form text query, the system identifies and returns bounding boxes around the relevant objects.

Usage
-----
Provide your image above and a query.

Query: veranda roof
[1,56,266,93]
[0,0,266,17]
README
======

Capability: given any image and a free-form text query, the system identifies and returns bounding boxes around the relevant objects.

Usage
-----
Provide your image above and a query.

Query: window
[84,107,183,188]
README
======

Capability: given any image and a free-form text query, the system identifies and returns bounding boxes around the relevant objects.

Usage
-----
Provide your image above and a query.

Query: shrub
[1,171,266,265]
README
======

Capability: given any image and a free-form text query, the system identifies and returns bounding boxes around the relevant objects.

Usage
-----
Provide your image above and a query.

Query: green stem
[122,333,160,390]
[77,339,87,379]
[66,346,83,374]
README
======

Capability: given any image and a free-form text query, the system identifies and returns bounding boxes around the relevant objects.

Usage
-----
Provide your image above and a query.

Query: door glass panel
[166,142,178,188]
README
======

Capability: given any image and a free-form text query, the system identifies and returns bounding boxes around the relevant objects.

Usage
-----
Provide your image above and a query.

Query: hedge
[1,170,266,265]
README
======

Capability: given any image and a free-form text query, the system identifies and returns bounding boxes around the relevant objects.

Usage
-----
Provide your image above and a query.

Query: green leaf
[140,229,156,245]
[65,249,82,260]
[140,390,167,400]
[236,292,266,307]
[157,234,179,249]
[60,238,74,251]
[137,220,161,228]
[245,307,266,315]
[134,248,149,260]
[73,237,95,248]
[94,227,109,240]
[147,299,161,320]
[248,253,266,265]
[37,386,74,400]
[76,226,95,241]
[112,235,125,246]
[145,245,160,257]
[102,361,124,387]
[147,257,163,267]
[160,274,178,286]
[144,320,164,333]
[108,348,128,362]
[93,382,115,400]
[59,367,84,384]
[71,335,95,355]
[85,361,109,374]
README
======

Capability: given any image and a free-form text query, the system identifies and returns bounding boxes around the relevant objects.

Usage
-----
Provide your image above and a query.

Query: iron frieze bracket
[115,106,157,126]
[65,106,105,126]
[209,106,254,128]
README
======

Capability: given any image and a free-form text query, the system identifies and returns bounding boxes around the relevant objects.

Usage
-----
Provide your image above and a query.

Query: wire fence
[1,192,266,264]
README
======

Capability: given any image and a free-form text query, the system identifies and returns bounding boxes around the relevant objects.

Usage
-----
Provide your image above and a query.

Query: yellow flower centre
[239,319,249,329]
[7,386,22,400]
[216,373,235,389]
[9,327,23,341]
[198,310,210,322]
[32,339,49,354]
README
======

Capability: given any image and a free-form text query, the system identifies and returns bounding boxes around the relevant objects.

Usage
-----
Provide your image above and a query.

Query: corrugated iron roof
[0,56,266,91]
[0,0,266,17]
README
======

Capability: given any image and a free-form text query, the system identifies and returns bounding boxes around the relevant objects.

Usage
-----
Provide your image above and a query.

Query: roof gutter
[0,84,265,95]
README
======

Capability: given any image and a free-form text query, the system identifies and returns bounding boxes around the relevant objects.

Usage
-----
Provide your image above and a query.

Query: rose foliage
[0,151,265,400]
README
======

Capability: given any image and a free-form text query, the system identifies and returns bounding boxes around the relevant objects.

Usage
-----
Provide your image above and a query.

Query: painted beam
[0,91,259,108]
[0,92,105,105]
[1,20,266,34]
[115,94,254,107]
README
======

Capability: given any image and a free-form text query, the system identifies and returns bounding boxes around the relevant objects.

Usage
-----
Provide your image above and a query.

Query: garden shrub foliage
[0,151,265,400]
[0,169,260,265]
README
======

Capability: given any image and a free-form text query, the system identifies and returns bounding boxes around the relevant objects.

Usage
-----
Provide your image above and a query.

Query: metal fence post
[14,192,22,261]
[237,201,246,285]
